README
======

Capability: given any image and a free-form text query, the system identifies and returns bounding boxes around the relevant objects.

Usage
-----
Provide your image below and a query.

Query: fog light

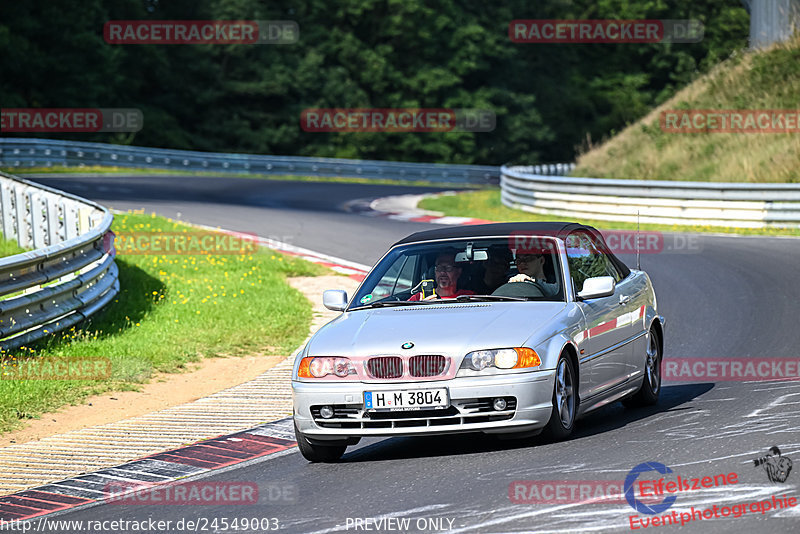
[319,405,334,419]
[492,398,507,411]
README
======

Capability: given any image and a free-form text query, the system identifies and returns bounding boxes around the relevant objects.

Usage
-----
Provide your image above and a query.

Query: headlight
[459,348,541,375]
[494,349,519,369]
[470,351,495,371]
[298,357,356,378]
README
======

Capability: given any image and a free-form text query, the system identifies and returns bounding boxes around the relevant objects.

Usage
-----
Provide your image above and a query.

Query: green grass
[0,235,26,257]
[0,212,328,433]
[4,165,472,188]
[573,35,800,182]
[419,189,800,237]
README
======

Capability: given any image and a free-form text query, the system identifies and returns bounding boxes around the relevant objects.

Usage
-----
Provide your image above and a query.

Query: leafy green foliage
[0,0,748,163]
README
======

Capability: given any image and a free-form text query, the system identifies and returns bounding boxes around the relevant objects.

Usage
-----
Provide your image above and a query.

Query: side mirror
[578,276,616,300]
[323,289,348,311]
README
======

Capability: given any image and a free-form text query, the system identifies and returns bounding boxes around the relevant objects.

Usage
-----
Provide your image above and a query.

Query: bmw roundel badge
[401,342,414,349]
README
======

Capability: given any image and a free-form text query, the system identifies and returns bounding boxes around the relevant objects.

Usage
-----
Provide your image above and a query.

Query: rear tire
[622,327,661,408]
[294,421,347,462]
[542,354,576,441]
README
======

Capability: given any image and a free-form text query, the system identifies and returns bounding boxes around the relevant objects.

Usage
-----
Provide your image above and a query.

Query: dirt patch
[0,353,286,447]
[0,274,361,448]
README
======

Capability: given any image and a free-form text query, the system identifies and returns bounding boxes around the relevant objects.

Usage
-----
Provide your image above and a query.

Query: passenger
[473,245,512,295]
[409,252,475,301]
[509,252,559,297]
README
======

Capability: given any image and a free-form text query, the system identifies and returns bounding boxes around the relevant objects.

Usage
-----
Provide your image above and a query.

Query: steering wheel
[491,281,545,298]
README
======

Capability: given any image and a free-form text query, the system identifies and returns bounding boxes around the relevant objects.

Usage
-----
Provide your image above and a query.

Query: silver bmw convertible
[292,222,664,462]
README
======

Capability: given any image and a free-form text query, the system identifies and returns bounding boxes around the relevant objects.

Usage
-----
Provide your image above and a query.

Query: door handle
[619,295,631,305]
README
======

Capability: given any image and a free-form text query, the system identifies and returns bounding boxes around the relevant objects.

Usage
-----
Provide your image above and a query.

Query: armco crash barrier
[6,138,797,228]
[502,165,800,229]
[0,138,503,185]
[0,170,118,351]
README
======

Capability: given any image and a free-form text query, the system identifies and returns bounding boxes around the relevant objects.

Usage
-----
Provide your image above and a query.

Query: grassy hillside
[573,36,800,183]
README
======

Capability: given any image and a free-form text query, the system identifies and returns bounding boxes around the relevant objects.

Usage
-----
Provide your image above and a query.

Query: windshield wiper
[355,295,532,309]
[453,294,532,302]
[356,300,428,309]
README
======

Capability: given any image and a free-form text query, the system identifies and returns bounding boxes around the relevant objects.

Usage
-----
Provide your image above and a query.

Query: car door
[566,231,632,400]
[592,232,651,379]
[613,271,651,379]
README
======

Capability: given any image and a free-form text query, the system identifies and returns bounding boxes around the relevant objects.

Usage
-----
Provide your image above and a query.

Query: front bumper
[292,370,556,440]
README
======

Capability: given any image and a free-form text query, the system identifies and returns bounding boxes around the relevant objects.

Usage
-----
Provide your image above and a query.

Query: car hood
[306,302,568,357]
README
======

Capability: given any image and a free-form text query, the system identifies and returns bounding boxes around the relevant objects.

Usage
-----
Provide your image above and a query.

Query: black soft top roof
[393,221,586,245]
[392,221,631,277]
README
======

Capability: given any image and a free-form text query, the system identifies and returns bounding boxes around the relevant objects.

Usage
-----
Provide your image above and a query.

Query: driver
[409,251,474,301]
[509,252,559,297]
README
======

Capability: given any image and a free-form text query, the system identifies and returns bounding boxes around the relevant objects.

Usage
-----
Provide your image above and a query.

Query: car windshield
[350,237,564,309]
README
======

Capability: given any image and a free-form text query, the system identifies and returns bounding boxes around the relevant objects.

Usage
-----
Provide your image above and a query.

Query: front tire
[622,327,661,408]
[294,421,347,462]
[542,354,577,441]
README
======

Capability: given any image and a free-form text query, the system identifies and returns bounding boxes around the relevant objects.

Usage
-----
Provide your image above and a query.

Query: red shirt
[408,289,475,301]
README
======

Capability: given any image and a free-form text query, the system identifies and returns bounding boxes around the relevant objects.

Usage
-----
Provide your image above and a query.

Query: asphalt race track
[24,174,800,533]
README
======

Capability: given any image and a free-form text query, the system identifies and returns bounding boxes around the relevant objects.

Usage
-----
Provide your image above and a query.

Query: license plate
[364,388,449,411]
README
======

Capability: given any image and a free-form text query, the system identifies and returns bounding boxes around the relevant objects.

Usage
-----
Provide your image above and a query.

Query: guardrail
[0,170,118,352]
[6,137,796,229]
[0,138,502,185]
[502,165,800,228]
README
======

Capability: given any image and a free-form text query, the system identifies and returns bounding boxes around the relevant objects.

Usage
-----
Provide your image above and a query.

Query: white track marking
[747,393,800,418]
